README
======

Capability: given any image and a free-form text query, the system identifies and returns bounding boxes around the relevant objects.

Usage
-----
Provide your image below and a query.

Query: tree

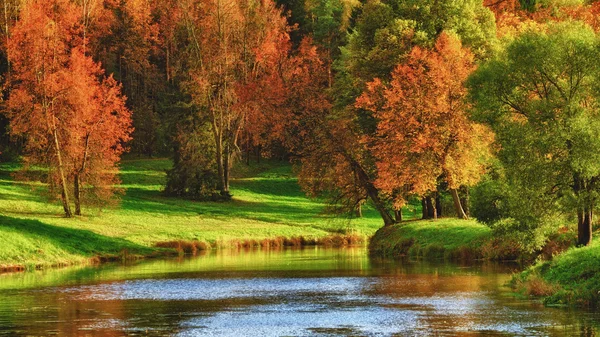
[469,21,600,246]
[104,0,164,157]
[357,33,493,219]
[295,0,498,226]
[182,0,290,198]
[290,42,397,226]
[66,49,132,215]
[6,0,131,217]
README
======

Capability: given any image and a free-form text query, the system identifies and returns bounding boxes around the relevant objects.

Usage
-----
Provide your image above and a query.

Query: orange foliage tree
[357,33,493,219]
[281,41,397,225]
[5,0,132,217]
[181,0,290,198]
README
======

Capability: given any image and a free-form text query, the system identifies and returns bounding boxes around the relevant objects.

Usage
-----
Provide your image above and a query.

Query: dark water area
[0,247,599,336]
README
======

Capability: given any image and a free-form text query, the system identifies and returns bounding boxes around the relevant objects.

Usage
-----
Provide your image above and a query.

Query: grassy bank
[368,218,578,263]
[513,242,600,307]
[0,158,414,270]
[369,219,492,260]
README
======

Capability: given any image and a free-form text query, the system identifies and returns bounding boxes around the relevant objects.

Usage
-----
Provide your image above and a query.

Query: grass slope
[0,158,411,269]
[369,218,492,260]
[515,242,600,307]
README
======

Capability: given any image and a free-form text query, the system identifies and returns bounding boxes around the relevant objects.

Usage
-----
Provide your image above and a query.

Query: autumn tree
[66,50,132,215]
[357,33,493,219]
[470,21,600,246]
[101,0,165,157]
[180,0,290,199]
[5,0,131,217]
[295,0,497,225]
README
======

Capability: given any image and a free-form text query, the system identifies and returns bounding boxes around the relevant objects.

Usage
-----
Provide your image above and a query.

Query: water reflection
[0,247,599,336]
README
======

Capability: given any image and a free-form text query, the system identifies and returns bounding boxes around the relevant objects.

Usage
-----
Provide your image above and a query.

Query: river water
[0,247,598,336]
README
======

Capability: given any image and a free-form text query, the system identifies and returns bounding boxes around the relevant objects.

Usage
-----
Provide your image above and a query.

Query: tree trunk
[215,136,227,196]
[223,144,230,195]
[573,173,593,246]
[426,196,437,219]
[352,160,395,226]
[52,127,72,218]
[577,207,593,246]
[355,203,362,218]
[74,134,90,216]
[74,174,82,216]
[395,208,402,222]
[4,0,9,81]
[422,198,429,219]
[245,133,250,166]
[450,188,468,219]
[460,186,470,217]
[435,194,442,217]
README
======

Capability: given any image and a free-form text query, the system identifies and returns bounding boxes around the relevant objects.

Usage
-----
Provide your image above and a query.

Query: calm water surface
[0,247,599,336]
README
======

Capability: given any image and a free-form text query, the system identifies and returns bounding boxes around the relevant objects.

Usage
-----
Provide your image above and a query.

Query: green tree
[469,21,600,246]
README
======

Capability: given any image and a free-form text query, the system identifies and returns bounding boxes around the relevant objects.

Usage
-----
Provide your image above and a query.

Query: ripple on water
[60,277,561,336]
[66,277,367,301]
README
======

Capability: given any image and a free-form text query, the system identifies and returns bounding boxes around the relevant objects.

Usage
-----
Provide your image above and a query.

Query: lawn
[0,158,411,269]
[369,218,492,259]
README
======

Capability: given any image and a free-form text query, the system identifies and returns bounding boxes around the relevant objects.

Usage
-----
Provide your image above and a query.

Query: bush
[163,115,229,201]
[164,163,222,200]
[478,217,556,260]
[470,178,509,225]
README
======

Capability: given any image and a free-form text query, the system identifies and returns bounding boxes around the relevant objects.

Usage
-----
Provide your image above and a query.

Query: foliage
[357,33,493,216]
[5,0,132,217]
[164,111,221,200]
[175,0,294,198]
[470,174,511,225]
[470,20,600,245]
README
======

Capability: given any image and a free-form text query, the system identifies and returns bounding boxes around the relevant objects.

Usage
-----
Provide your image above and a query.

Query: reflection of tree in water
[0,248,599,336]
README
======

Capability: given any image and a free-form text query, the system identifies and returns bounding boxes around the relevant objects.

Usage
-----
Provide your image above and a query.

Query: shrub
[470,178,509,225]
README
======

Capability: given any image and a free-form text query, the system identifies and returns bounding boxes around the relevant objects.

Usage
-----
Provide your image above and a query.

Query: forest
[2,0,600,265]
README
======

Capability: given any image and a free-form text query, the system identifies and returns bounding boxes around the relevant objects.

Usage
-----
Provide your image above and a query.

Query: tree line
[1,0,600,248]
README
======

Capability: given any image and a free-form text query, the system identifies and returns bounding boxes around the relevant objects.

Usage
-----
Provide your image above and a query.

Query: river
[0,247,598,336]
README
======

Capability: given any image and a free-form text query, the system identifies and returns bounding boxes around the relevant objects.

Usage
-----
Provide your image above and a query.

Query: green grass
[515,241,600,307]
[0,158,405,269]
[369,218,492,260]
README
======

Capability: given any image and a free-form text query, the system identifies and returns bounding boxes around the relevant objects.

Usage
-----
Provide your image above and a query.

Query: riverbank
[369,219,492,260]
[368,216,600,307]
[0,158,411,271]
[369,218,576,262]
[513,243,600,307]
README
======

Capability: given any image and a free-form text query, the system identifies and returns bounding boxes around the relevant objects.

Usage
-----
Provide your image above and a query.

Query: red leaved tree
[5,0,132,217]
[357,33,493,219]
[182,0,291,198]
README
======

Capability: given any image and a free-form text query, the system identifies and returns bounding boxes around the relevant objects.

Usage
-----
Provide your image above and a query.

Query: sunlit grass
[516,240,600,306]
[0,158,405,269]
[369,218,492,259]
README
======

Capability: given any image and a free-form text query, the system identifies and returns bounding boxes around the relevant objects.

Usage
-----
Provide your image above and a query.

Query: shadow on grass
[0,215,154,257]
[0,180,46,203]
[121,185,328,221]
[232,177,306,198]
